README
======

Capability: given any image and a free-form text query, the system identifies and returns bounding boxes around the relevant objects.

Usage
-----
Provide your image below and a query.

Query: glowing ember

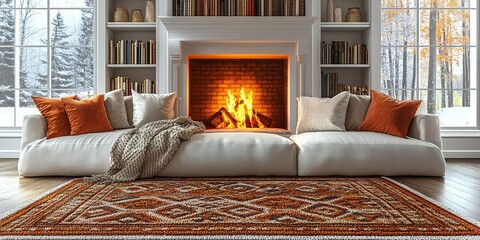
[220,88,265,129]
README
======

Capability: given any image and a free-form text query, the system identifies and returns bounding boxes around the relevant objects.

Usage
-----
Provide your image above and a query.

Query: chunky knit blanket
[89,117,205,182]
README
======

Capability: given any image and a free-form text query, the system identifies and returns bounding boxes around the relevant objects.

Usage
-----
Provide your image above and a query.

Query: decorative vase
[326,0,334,22]
[145,0,155,22]
[346,7,362,22]
[131,9,144,22]
[113,7,128,22]
[334,7,342,22]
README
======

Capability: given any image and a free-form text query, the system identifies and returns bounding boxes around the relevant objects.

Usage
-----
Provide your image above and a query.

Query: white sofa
[18,97,445,177]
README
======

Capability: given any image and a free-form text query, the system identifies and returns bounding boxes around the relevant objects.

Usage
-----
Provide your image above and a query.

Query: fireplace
[158,17,318,131]
[188,55,288,129]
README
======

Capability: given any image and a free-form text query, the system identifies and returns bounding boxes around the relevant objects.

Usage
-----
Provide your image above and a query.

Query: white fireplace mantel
[157,16,319,131]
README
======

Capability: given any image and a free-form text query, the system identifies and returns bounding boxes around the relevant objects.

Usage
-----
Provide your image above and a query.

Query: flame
[220,87,265,129]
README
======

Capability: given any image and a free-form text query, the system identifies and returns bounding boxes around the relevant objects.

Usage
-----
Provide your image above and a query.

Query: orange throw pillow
[32,95,77,139]
[62,95,113,135]
[358,90,421,138]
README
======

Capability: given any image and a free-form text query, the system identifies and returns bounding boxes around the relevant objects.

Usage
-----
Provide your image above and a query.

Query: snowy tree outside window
[381,0,478,127]
[0,0,94,127]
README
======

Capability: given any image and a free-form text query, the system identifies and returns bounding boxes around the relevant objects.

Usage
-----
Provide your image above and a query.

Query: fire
[220,88,265,129]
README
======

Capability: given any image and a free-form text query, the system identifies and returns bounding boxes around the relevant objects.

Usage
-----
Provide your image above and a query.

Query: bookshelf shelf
[107,64,156,68]
[106,22,156,31]
[320,64,370,68]
[97,0,160,95]
[321,22,371,32]
[319,0,376,97]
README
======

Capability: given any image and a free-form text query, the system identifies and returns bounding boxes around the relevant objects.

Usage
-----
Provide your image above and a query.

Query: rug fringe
[2,235,479,240]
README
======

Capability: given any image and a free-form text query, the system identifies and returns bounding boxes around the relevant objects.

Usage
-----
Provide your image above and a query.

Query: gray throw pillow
[296,91,350,134]
[124,96,134,126]
[345,94,371,131]
[132,90,177,128]
[104,89,131,129]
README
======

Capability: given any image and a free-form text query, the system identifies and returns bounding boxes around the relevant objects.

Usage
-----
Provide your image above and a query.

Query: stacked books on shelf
[172,0,305,16]
[110,76,156,96]
[321,41,368,64]
[321,72,368,98]
[109,40,156,65]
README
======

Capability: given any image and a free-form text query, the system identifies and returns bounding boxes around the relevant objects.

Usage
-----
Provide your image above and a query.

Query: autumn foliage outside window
[381,0,477,127]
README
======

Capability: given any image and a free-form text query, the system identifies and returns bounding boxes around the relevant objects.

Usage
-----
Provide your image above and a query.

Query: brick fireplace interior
[188,55,289,129]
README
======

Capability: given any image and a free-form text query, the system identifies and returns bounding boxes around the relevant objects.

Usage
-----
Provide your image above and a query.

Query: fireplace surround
[158,17,318,131]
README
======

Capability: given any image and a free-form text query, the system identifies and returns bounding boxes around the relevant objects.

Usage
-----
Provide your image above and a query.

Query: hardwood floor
[0,158,479,221]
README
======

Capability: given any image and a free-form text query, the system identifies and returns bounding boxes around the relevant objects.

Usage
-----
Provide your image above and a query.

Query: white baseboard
[443,150,480,159]
[0,150,20,159]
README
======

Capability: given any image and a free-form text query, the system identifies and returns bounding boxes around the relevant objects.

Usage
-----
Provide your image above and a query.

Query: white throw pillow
[132,90,176,128]
[296,91,350,134]
[104,89,131,129]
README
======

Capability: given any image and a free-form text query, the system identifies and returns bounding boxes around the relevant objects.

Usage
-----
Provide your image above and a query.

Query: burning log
[207,87,273,129]
[256,111,272,128]
[208,107,238,128]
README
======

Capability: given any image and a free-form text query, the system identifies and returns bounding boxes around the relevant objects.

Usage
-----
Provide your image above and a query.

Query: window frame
[380,0,479,130]
[0,0,97,131]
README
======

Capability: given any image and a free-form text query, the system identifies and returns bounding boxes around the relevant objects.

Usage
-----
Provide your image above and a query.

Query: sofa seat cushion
[18,129,131,176]
[159,132,297,177]
[19,131,297,177]
[290,132,445,176]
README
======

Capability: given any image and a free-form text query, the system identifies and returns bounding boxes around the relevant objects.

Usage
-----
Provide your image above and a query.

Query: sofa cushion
[62,95,114,135]
[291,132,445,176]
[345,94,370,131]
[124,96,134,126]
[104,89,131,129]
[19,131,297,177]
[32,95,77,139]
[296,91,350,134]
[18,129,131,176]
[132,90,176,128]
[358,90,421,138]
[160,132,297,177]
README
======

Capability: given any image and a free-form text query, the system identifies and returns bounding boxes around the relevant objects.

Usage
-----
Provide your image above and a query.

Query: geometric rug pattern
[1,177,479,239]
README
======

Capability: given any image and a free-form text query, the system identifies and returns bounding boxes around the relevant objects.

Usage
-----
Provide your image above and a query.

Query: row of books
[321,72,368,98]
[321,41,368,65]
[110,76,156,96]
[109,40,156,65]
[172,0,305,16]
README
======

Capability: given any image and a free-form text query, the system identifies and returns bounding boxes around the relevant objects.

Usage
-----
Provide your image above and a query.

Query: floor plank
[0,158,479,222]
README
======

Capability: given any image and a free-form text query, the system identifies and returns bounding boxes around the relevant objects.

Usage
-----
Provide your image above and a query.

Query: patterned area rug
[1,178,479,239]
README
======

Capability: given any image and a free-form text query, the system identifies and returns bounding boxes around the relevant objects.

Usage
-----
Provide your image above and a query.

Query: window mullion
[47,1,51,98]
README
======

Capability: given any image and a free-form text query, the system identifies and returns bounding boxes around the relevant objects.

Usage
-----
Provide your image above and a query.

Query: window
[381,0,477,127]
[0,0,94,127]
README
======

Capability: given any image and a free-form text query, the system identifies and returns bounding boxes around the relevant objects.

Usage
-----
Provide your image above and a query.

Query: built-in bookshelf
[97,0,379,98]
[108,39,156,65]
[98,0,158,94]
[319,0,374,95]
[172,0,306,16]
[110,76,156,95]
[321,41,368,65]
[321,72,368,98]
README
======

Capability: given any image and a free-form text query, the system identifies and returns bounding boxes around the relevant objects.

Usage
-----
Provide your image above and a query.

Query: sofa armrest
[20,114,47,150]
[408,114,442,149]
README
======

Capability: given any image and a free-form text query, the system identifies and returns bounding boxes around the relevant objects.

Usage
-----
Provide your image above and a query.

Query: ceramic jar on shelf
[145,0,156,22]
[326,0,334,22]
[346,7,362,22]
[113,7,128,22]
[334,7,342,22]
[131,9,144,22]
